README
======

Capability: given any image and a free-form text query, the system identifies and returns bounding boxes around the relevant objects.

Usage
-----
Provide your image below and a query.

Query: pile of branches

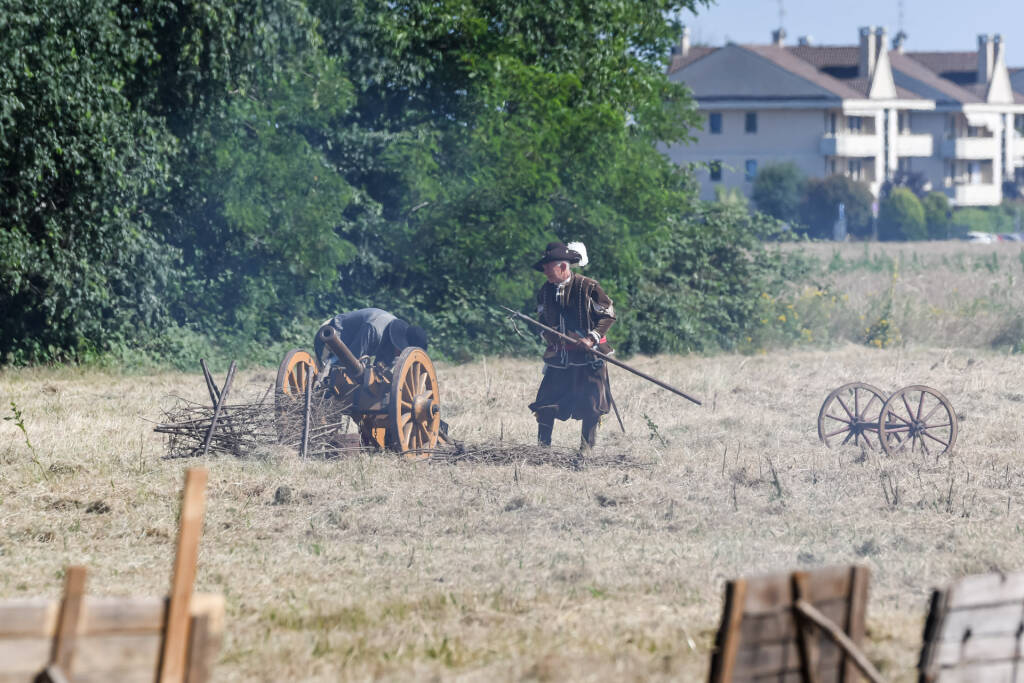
[154,386,360,459]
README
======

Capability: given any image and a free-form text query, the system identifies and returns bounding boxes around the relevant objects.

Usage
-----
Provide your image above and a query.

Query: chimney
[875,27,888,57]
[798,35,814,47]
[978,34,995,83]
[679,25,691,57]
[859,26,878,78]
[772,28,786,47]
[892,30,907,53]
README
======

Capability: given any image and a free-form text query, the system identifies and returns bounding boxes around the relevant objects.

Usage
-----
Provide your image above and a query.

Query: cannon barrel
[316,326,365,381]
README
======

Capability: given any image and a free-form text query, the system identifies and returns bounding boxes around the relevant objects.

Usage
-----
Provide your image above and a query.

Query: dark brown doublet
[528,273,616,422]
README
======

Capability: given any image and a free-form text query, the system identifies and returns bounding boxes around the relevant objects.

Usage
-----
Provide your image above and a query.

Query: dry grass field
[777,240,1024,350]
[4,240,1024,681]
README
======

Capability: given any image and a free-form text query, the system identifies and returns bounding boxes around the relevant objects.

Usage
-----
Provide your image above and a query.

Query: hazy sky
[684,0,1024,66]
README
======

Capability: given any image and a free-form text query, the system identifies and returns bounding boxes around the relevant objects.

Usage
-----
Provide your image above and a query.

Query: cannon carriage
[275,325,442,457]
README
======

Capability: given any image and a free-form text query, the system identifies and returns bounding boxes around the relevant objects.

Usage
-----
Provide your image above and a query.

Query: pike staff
[499,305,702,406]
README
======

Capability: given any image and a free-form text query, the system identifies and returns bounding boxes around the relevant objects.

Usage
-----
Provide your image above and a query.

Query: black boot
[537,421,554,446]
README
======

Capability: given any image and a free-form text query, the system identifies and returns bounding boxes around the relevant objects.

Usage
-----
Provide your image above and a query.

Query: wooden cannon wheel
[879,385,958,458]
[817,382,888,450]
[387,347,441,459]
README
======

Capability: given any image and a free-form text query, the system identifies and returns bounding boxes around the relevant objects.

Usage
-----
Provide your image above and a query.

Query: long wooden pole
[500,306,702,406]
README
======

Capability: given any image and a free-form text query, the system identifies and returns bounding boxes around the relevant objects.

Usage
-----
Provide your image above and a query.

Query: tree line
[2,0,804,366]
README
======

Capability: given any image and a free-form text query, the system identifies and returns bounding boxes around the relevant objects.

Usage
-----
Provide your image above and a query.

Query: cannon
[817,382,958,457]
[274,325,442,457]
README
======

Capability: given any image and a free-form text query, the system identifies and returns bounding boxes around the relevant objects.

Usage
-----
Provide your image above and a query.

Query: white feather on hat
[566,241,588,268]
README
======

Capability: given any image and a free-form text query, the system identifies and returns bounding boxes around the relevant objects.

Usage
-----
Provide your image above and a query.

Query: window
[745,159,757,182]
[745,112,758,133]
[1016,115,1024,136]
[709,112,722,134]
[897,157,911,173]
[967,125,985,138]
[709,160,722,181]
[847,116,863,133]
[847,159,862,180]
[827,111,838,135]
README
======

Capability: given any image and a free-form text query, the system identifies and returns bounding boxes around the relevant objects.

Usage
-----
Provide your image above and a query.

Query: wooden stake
[199,359,221,407]
[200,362,236,458]
[50,565,87,674]
[160,468,208,683]
[300,371,313,459]
[709,578,747,683]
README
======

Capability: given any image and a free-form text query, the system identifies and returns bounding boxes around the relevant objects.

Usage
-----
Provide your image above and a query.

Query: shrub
[921,192,952,239]
[753,162,806,224]
[800,175,873,239]
[878,188,927,241]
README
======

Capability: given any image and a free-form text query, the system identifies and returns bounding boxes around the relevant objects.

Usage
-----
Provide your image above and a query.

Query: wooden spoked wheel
[274,349,318,440]
[817,382,888,450]
[879,385,958,458]
[387,347,440,458]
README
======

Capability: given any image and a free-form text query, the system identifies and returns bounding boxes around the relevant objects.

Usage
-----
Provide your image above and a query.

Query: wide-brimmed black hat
[385,319,429,351]
[532,241,582,272]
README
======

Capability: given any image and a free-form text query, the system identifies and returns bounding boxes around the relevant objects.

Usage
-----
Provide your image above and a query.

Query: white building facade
[665,28,1024,206]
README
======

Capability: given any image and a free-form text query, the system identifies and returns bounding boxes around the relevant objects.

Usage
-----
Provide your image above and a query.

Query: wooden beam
[844,566,869,683]
[50,566,87,675]
[794,599,886,683]
[184,615,211,683]
[709,578,747,683]
[792,571,821,683]
[159,468,208,683]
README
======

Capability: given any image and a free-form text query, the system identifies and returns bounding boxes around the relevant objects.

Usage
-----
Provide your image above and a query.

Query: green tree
[309,0,711,355]
[921,191,952,239]
[626,203,797,353]
[0,0,176,362]
[142,0,360,343]
[800,175,873,239]
[752,162,805,224]
[878,187,926,241]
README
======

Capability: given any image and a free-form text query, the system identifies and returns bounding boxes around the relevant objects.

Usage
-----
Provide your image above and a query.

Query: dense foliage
[878,188,926,241]
[800,175,873,239]
[2,0,822,366]
[752,162,805,224]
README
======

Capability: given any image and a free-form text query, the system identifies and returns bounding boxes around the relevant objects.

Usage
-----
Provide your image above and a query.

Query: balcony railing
[820,133,880,157]
[946,183,1001,206]
[941,137,998,159]
[894,133,933,157]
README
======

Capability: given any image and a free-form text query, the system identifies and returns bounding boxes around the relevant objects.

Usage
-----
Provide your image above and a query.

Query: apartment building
[664,27,1024,206]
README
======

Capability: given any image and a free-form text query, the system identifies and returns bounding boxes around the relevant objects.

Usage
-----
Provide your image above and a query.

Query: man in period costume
[314,308,429,368]
[528,241,616,451]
